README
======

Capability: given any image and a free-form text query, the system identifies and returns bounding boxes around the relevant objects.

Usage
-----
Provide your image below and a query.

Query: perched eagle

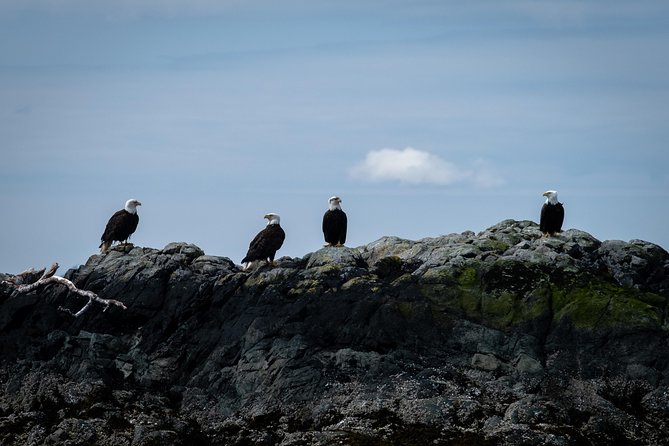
[241,213,285,270]
[322,196,347,247]
[540,190,564,236]
[100,199,141,253]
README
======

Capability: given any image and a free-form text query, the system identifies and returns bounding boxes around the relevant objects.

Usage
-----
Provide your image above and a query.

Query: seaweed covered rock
[1,221,668,445]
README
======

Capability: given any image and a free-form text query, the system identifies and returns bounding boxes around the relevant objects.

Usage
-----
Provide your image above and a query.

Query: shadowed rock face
[1,221,668,445]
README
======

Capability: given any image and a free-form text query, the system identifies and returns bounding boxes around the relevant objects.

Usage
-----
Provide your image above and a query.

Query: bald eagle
[242,213,285,270]
[540,190,564,236]
[100,199,141,253]
[323,196,347,247]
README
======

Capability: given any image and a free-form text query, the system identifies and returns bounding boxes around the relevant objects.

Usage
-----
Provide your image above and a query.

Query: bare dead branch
[6,267,46,285]
[41,262,59,280]
[2,263,127,317]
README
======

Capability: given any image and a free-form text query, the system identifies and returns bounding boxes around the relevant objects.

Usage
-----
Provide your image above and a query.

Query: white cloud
[349,147,504,188]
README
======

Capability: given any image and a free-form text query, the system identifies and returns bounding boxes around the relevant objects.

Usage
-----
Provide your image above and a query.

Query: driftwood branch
[2,262,126,317]
[6,267,46,285]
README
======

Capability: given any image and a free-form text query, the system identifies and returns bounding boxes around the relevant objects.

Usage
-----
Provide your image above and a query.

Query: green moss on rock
[341,276,380,292]
[475,238,510,254]
[418,257,666,334]
[420,266,457,285]
[552,280,664,329]
[287,279,322,297]
[480,291,515,326]
[480,285,552,330]
[418,263,554,331]
[457,266,478,287]
[419,265,483,322]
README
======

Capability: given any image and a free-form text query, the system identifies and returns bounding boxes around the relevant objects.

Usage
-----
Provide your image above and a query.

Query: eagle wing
[323,209,347,245]
[539,204,549,233]
[243,225,286,263]
[555,203,565,230]
[540,203,564,233]
[101,210,139,243]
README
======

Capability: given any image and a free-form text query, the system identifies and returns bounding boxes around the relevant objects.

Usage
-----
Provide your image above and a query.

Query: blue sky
[1,1,668,273]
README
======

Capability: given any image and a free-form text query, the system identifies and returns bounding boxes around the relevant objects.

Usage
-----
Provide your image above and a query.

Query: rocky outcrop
[1,220,668,445]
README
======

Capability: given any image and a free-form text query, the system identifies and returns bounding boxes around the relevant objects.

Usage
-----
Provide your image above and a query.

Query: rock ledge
[1,220,668,445]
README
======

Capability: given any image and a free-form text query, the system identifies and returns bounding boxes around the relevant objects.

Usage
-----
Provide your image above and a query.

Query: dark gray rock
[1,226,668,445]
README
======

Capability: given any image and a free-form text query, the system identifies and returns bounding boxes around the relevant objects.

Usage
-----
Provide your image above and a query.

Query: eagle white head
[125,199,142,214]
[328,196,342,211]
[264,213,281,225]
[542,190,559,205]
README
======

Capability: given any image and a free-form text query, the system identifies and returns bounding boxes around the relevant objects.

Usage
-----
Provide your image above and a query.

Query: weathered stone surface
[1,224,668,445]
